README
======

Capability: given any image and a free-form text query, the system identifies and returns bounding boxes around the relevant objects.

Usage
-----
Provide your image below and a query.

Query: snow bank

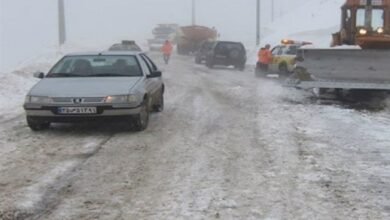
[0,42,110,119]
[249,0,345,63]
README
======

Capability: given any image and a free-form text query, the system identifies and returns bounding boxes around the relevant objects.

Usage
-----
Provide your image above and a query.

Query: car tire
[255,69,262,77]
[206,59,214,68]
[177,45,183,55]
[235,64,245,71]
[195,56,201,64]
[153,89,164,112]
[279,63,289,75]
[27,116,50,131]
[133,99,149,131]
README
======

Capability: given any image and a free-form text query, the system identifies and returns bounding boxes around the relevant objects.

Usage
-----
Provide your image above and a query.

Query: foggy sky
[0,0,306,72]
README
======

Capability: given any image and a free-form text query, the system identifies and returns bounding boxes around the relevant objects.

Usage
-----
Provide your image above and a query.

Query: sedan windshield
[48,55,143,77]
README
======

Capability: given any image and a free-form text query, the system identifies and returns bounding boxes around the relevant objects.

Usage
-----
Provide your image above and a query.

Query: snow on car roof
[66,51,143,56]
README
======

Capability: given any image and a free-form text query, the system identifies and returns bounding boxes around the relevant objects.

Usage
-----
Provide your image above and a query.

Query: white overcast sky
[0,0,306,72]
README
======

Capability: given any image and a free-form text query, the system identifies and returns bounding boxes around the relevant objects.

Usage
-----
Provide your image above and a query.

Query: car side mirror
[33,72,45,79]
[147,71,162,78]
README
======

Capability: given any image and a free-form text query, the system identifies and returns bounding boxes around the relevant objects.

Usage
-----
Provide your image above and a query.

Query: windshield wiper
[86,73,133,77]
[46,73,85,77]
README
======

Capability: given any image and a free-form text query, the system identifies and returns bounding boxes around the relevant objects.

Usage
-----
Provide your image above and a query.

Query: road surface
[0,53,389,220]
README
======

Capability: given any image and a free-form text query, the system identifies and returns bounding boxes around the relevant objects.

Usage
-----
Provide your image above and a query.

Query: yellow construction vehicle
[332,0,390,49]
[290,0,390,92]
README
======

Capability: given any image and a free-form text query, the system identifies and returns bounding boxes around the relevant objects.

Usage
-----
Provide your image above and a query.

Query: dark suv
[205,41,246,70]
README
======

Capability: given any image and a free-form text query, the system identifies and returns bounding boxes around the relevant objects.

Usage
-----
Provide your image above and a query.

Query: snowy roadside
[0,43,110,121]
[255,79,390,219]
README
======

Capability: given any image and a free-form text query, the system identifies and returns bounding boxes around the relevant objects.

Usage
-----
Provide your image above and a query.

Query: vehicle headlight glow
[377,27,384,34]
[105,95,138,103]
[359,28,367,35]
[25,96,52,103]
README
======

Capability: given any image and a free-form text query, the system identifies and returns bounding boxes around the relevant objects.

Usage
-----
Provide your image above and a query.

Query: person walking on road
[256,44,273,76]
[161,40,173,64]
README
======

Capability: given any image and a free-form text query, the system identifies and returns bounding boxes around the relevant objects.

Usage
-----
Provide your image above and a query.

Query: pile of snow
[0,42,110,119]
[263,0,344,46]
[249,0,345,63]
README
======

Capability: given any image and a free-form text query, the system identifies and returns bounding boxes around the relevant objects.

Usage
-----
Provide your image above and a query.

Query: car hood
[29,77,142,97]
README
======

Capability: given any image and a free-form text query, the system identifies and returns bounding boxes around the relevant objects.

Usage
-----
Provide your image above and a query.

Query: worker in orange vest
[256,44,273,76]
[161,40,173,64]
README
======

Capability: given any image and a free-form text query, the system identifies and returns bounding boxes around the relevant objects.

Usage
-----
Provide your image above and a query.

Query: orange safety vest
[161,42,173,55]
[258,48,272,64]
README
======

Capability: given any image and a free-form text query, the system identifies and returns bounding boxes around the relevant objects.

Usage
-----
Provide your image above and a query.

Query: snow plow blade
[289,48,390,90]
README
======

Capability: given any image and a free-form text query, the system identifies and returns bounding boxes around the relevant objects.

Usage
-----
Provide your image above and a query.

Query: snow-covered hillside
[0,43,108,118]
[262,0,344,47]
[2,0,342,73]
[248,0,344,63]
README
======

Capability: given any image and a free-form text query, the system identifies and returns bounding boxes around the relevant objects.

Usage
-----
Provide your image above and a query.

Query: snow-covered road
[0,54,389,220]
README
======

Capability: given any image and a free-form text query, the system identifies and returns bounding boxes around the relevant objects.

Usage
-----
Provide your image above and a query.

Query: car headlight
[25,96,52,104]
[377,27,384,34]
[359,28,367,35]
[105,95,138,103]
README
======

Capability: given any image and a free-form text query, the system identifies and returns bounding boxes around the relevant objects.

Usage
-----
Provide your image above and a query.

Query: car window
[272,46,281,55]
[140,54,158,72]
[215,42,244,55]
[48,55,143,77]
[277,46,285,55]
[221,42,244,51]
[215,43,228,54]
[286,45,298,55]
[138,56,152,76]
[201,42,214,52]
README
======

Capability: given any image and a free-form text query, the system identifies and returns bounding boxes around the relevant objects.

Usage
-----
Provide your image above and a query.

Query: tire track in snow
[0,135,113,220]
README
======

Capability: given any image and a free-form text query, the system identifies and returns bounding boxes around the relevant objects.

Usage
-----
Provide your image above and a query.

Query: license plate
[58,107,97,114]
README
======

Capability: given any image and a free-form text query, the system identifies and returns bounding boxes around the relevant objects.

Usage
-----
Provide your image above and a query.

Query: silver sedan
[24,51,164,131]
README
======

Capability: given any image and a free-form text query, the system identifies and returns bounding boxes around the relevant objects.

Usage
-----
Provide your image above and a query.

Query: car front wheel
[27,116,50,131]
[153,90,164,112]
[133,100,149,131]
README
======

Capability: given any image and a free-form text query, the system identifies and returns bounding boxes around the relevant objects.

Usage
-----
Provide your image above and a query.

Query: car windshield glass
[286,46,298,55]
[271,47,280,55]
[356,8,384,29]
[48,55,142,77]
[109,44,141,51]
[219,43,243,51]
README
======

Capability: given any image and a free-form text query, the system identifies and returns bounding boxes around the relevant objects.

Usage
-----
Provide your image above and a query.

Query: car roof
[65,51,144,56]
[278,43,303,47]
[216,41,243,44]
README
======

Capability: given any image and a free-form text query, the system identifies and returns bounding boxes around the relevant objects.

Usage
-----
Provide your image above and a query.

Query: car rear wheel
[279,63,289,75]
[235,64,245,71]
[133,99,149,131]
[27,116,50,131]
[206,59,214,68]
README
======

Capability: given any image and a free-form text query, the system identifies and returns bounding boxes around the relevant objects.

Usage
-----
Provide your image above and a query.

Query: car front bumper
[24,104,142,122]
